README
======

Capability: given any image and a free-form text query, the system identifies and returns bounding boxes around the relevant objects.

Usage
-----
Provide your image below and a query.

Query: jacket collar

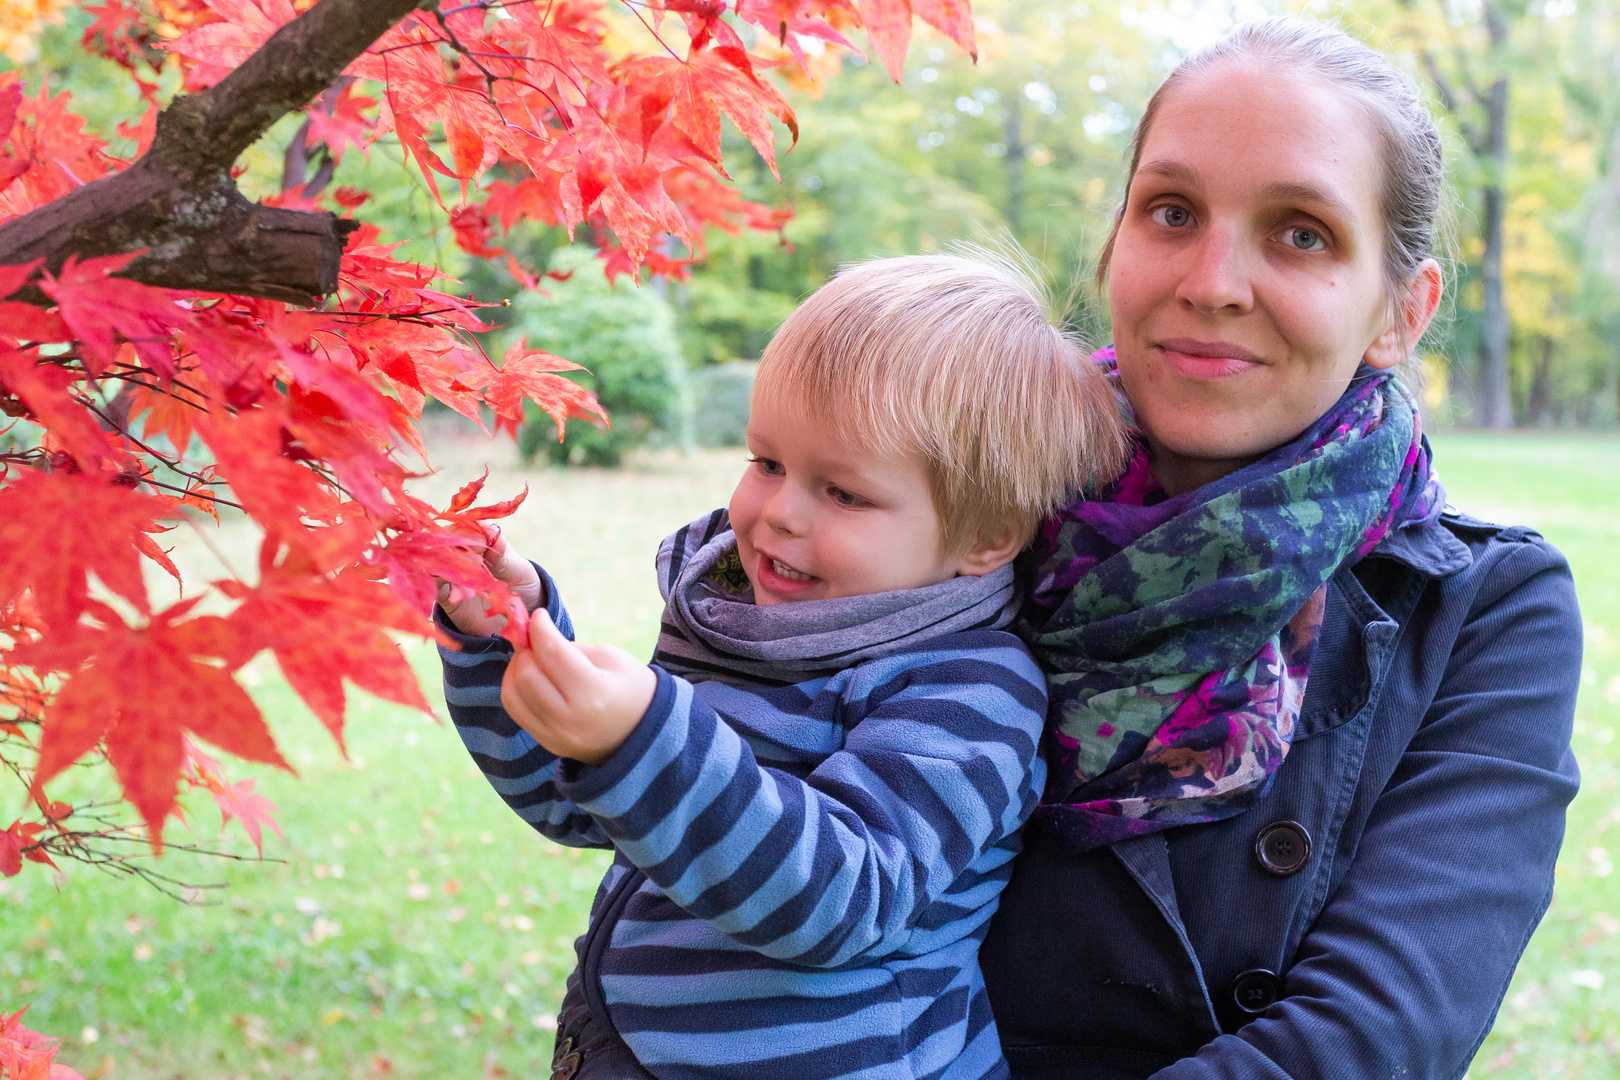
[1365,514,1472,578]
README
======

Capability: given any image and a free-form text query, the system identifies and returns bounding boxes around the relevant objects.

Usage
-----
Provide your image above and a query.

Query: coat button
[1254,820,1312,876]
[1230,969,1285,1014]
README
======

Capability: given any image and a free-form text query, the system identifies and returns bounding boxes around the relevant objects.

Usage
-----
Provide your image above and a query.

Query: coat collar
[1364,514,1472,578]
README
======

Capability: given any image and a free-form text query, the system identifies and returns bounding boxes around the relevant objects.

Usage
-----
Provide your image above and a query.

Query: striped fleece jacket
[437,520,1048,1080]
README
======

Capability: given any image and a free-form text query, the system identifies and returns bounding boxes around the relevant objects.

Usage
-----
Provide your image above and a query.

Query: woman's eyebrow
[1257,181,1361,228]
[1134,159,1202,187]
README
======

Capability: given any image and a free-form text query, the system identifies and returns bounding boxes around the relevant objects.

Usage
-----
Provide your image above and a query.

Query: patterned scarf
[1019,348,1443,852]
[653,510,1020,688]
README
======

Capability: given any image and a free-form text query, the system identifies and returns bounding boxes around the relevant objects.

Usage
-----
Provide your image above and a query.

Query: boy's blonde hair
[754,252,1130,555]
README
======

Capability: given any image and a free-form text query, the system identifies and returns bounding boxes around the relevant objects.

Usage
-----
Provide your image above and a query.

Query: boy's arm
[437,564,611,848]
[553,635,1049,965]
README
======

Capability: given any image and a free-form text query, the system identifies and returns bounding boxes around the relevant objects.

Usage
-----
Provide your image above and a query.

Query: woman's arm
[437,565,612,848]
[554,633,1049,966]
[1154,539,1581,1079]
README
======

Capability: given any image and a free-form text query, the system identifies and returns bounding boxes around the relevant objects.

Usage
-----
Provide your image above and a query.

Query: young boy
[437,253,1127,1080]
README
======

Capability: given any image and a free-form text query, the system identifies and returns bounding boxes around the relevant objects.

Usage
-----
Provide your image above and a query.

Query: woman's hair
[1096,17,1445,339]
[753,252,1130,555]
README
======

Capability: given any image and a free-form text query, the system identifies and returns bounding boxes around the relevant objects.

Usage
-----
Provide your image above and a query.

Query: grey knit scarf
[651,510,1019,688]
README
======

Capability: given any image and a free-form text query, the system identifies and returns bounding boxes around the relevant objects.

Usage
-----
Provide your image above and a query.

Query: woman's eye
[828,486,867,508]
[1150,205,1193,228]
[1283,226,1325,251]
[750,456,784,476]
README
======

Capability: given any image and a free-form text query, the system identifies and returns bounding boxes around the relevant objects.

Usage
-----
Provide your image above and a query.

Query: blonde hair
[754,252,1130,555]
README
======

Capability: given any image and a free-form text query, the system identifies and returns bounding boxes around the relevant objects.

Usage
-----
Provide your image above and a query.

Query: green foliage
[689,362,758,448]
[512,247,687,467]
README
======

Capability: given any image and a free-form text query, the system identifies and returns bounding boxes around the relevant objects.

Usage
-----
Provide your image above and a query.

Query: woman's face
[1105,64,1440,494]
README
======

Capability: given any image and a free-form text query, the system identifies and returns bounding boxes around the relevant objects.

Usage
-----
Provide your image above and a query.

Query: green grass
[1433,432,1620,1080]
[1,430,1616,1079]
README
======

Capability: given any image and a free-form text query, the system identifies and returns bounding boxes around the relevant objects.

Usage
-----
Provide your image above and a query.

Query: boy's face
[729,397,992,605]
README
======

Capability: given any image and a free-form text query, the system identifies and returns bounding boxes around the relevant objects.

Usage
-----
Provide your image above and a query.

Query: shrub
[514,247,687,467]
[689,361,757,447]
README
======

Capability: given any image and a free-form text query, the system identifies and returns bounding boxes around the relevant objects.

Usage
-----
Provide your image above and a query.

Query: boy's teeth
[771,559,813,582]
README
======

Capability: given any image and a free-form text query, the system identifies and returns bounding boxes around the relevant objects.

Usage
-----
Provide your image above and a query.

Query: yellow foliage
[1420,354,1449,410]
[0,0,68,62]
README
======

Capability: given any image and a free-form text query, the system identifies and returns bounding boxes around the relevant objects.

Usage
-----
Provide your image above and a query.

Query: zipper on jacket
[580,864,645,1034]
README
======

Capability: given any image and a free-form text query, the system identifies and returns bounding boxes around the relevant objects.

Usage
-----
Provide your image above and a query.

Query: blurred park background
[1,0,1618,1077]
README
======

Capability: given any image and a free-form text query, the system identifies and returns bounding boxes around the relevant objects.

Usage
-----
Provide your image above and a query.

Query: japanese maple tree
[0,0,974,1063]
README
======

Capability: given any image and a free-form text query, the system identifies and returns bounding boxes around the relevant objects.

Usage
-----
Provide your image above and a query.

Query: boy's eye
[750,456,784,476]
[827,486,868,508]
[1150,204,1193,228]
[1282,226,1326,251]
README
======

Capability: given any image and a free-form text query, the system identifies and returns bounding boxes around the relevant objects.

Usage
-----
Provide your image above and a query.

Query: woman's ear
[1364,258,1444,370]
[952,523,1026,578]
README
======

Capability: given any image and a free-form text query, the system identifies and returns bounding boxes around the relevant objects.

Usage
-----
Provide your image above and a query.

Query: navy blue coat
[980,510,1582,1079]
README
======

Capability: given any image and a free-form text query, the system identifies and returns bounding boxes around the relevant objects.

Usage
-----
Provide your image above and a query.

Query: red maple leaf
[628,50,799,179]
[216,536,432,751]
[15,597,288,849]
[195,402,337,539]
[0,819,55,878]
[165,0,298,86]
[0,1006,85,1080]
[37,252,194,379]
[184,739,283,856]
[306,84,377,162]
[450,338,607,438]
[0,352,129,474]
[0,469,172,630]
[449,204,508,259]
[126,380,200,456]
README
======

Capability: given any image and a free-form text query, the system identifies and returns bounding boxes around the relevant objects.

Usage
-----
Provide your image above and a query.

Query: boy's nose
[1175,225,1254,315]
[760,484,808,535]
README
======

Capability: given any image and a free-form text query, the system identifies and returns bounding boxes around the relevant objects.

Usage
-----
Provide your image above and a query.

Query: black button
[1255,820,1312,876]
[1229,969,1285,1014]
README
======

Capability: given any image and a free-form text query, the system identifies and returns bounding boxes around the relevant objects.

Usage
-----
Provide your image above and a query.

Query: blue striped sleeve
[436,564,609,848]
[556,632,1048,967]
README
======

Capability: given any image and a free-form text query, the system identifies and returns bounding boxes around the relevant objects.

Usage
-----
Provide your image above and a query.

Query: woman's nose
[1175,225,1254,315]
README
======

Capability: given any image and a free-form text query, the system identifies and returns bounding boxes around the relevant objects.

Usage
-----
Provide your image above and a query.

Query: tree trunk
[1476,2,1513,429]
[1004,99,1025,235]
[1528,335,1553,426]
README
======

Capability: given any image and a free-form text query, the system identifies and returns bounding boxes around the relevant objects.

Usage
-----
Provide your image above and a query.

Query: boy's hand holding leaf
[437,528,544,638]
[500,611,657,766]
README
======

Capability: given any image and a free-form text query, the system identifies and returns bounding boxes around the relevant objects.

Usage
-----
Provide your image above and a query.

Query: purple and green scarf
[1019,348,1443,852]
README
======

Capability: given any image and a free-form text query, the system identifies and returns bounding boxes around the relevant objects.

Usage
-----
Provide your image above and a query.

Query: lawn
[2,427,1617,1080]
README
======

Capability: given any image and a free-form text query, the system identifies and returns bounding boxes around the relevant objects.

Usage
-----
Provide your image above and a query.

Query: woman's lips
[1156,338,1265,381]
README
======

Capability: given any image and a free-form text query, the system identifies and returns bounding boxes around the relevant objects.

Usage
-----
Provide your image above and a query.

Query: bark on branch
[0,0,426,305]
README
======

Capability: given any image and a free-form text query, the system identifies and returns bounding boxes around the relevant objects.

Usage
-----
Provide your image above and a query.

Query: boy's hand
[501,610,657,766]
[437,527,544,637]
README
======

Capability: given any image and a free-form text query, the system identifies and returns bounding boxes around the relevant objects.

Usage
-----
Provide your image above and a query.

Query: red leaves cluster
[142,0,971,275]
[1,0,972,885]
[0,1007,84,1080]
[0,238,602,852]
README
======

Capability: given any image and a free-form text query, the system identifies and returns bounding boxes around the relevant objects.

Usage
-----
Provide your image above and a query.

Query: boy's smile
[728,396,1008,605]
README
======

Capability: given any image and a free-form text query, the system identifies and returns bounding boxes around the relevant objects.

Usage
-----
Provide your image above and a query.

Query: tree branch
[0,0,427,306]
[1420,48,1487,155]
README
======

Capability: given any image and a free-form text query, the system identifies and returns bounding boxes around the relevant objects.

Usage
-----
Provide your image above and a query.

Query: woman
[980,18,1581,1079]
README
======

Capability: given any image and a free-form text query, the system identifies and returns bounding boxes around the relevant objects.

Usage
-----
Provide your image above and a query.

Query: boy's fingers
[527,610,598,696]
[504,650,568,726]
[575,642,643,676]
[482,526,507,565]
